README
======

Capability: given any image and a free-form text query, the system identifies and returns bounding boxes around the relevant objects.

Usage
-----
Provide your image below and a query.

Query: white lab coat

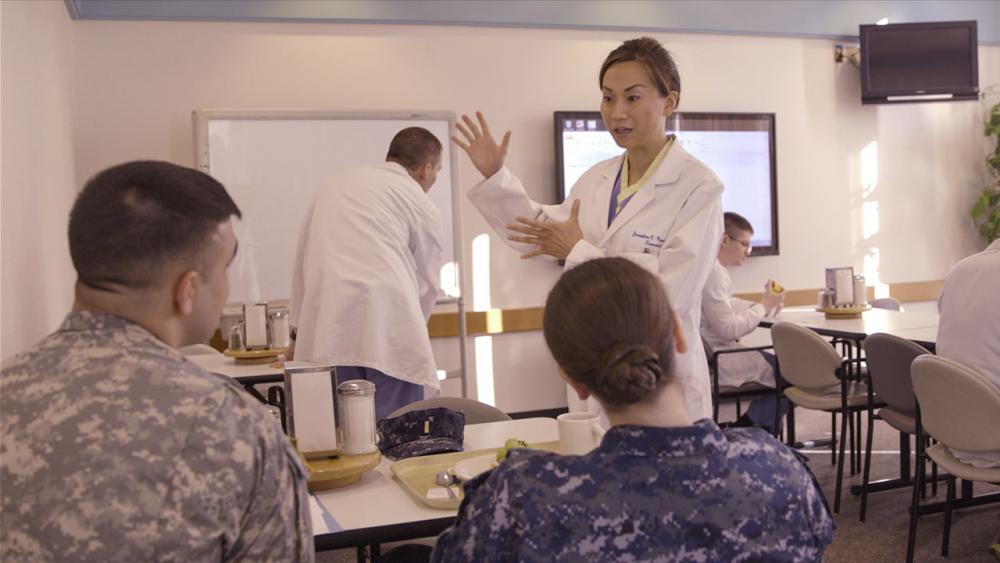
[290,162,444,389]
[936,238,1000,467]
[700,260,775,389]
[468,143,724,420]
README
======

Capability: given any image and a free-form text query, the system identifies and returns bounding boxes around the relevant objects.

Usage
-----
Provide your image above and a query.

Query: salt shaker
[853,275,867,306]
[228,321,245,351]
[337,380,377,455]
[269,310,290,349]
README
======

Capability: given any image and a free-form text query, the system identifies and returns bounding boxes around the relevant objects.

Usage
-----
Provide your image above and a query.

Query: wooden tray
[223,347,285,364]
[305,451,381,492]
[390,441,559,510]
[816,305,871,319]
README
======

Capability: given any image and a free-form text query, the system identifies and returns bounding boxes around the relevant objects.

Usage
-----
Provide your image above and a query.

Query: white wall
[0,0,78,360]
[4,13,996,409]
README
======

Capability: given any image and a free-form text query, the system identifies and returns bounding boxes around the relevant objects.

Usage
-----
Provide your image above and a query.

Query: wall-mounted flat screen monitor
[860,20,978,104]
[554,111,779,255]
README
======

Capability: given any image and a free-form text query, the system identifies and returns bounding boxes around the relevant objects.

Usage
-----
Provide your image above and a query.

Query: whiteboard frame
[193,109,468,397]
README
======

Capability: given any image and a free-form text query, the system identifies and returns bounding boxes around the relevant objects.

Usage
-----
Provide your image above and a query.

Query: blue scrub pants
[745,351,792,434]
[335,366,424,420]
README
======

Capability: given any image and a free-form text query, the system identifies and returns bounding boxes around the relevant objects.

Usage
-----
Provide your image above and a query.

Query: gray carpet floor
[318,404,1000,562]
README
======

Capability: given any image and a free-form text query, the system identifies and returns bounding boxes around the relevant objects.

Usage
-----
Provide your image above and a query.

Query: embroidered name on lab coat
[632,231,665,253]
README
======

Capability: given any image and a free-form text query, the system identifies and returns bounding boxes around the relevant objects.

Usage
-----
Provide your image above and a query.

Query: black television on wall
[860,20,978,104]
[554,111,779,256]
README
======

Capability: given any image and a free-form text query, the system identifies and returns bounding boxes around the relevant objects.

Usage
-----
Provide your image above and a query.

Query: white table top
[883,326,938,347]
[187,354,321,381]
[313,417,558,535]
[765,306,939,338]
[188,353,283,378]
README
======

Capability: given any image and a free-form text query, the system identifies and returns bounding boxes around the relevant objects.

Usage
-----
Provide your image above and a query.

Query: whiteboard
[193,110,463,305]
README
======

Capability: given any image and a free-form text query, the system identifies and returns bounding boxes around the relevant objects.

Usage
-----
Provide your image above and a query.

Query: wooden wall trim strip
[428,280,943,338]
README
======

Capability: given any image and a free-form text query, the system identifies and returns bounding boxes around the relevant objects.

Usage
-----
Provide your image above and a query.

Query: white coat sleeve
[467,166,576,258]
[411,208,445,322]
[288,205,313,329]
[701,266,766,343]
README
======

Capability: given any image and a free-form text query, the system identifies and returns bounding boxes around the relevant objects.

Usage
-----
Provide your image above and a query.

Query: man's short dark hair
[723,211,754,237]
[69,160,241,289]
[385,127,443,172]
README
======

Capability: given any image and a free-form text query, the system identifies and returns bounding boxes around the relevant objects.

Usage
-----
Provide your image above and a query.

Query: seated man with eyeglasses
[700,212,788,432]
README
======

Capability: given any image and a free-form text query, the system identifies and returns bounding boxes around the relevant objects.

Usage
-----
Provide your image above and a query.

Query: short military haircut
[69,160,241,289]
[385,127,443,173]
[723,211,754,237]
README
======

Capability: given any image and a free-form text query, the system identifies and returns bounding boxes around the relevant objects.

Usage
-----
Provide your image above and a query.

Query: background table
[759,307,939,340]
[313,417,558,551]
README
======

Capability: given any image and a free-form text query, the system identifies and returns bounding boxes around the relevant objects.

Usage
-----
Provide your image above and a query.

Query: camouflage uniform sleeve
[431,466,521,562]
[152,384,314,563]
[792,449,836,550]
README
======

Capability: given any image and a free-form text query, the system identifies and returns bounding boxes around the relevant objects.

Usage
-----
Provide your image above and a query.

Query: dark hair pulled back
[543,258,677,409]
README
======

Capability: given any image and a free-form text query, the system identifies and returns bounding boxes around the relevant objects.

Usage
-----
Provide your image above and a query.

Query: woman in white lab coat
[453,37,724,421]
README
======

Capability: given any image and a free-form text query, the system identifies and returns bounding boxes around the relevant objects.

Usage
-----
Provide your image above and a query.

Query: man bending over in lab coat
[700,212,787,433]
[291,127,445,420]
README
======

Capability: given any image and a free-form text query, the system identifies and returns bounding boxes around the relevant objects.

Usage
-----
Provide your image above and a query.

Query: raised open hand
[452,111,511,179]
[506,200,583,260]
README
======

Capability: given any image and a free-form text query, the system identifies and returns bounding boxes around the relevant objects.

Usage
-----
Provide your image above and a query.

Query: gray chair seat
[784,381,869,411]
[878,406,916,435]
[926,443,1000,484]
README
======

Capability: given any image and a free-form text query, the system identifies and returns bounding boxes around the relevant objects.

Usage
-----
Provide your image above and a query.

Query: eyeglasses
[726,234,753,255]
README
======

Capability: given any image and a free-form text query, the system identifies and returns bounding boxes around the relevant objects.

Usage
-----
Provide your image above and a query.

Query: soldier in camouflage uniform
[432,258,834,562]
[0,161,313,562]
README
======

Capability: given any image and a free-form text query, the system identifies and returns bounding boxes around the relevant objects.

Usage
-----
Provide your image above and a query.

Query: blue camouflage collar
[597,419,728,459]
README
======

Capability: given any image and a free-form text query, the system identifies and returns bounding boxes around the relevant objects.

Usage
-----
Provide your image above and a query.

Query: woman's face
[600,61,676,153]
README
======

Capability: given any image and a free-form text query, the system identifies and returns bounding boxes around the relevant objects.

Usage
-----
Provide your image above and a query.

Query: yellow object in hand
[770,281,784,293]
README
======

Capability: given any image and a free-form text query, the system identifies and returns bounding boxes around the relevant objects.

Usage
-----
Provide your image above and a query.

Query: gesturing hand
[507,200,584,260]
[452,111,511,179]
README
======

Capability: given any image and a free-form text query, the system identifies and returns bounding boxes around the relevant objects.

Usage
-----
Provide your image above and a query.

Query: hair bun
[597,342,663,406]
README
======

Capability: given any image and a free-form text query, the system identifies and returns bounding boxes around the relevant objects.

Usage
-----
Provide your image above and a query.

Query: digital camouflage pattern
[377,407,465,460]
[0,312,314,562]
[432,420,834,562]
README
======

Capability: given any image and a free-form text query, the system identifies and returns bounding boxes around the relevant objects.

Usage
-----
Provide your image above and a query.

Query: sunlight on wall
[859,141,889,299]
[438,261,460,298]
[471,233,496,406]
[862,201,880,240]
[860,141,879,197]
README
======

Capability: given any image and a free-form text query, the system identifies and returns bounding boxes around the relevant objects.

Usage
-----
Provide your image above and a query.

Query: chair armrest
[709,344,775,361]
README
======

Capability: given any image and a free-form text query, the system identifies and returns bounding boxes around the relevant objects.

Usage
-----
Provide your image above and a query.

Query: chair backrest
[388,397,512,424]
[863,333,930,414]
[912,354,1000,453]
[771,322,842,389]
[178,343,222,356]
[869,297,902,311]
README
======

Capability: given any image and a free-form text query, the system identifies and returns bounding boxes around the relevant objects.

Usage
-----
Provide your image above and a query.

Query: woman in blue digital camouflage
[432,257,834,562]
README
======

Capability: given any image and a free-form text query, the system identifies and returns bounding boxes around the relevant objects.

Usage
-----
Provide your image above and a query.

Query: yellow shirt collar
[618,135,675,208]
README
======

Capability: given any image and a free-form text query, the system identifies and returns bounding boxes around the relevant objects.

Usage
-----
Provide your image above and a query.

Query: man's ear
[174,269,199,316]
[672,311,688,354]
[419,161,434,183]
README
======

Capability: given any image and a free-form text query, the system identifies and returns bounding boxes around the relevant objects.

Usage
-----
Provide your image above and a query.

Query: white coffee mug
[557,412,606,455]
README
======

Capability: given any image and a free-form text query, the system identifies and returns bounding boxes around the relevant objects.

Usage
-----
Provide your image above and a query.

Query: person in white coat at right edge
[453,37,724,422]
